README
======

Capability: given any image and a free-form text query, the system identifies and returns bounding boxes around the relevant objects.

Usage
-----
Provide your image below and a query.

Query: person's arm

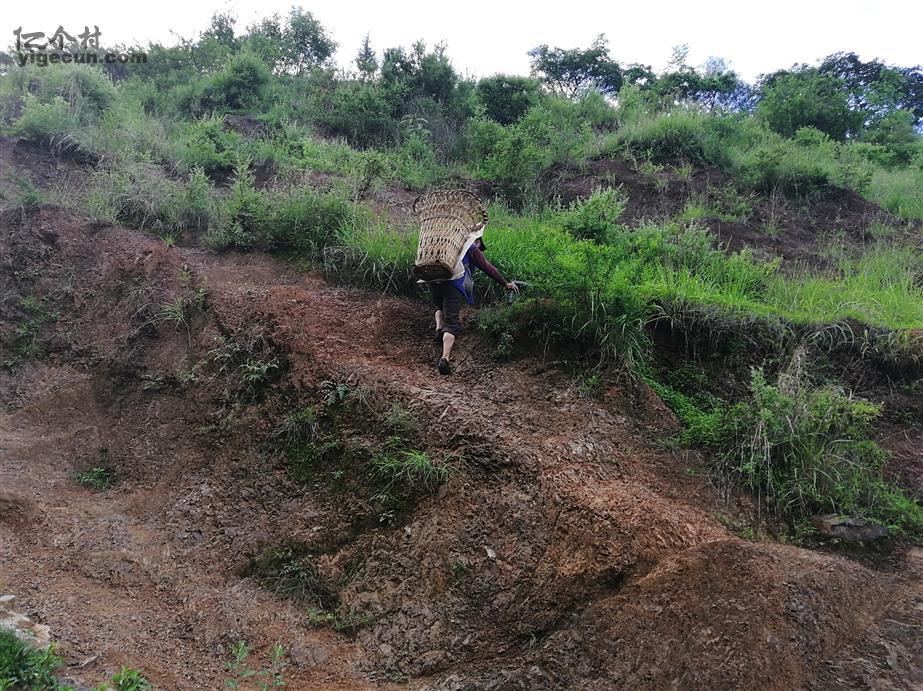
[470,246,508,286]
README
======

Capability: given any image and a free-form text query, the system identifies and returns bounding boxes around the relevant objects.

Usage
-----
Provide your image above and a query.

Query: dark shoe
[433,328,444,343]
[437,358,452,375]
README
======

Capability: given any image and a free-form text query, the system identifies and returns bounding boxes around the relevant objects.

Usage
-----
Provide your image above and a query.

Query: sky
[5,0,922,82]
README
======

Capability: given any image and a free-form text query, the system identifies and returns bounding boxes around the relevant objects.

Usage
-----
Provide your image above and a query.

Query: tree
[757,70,862,140]
[528,34,622,99]
[476,75,540,125]
[819,52,923,127]
[202,12,237,49]
[285,7,336,74]
[380,41,458,109]
[355,34,378,80]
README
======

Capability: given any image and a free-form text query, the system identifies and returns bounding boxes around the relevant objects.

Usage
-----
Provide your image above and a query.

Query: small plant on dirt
[246,545,339,609]
[75,466,115,491]
[556,187,627,243]
[305,606,374,635]
[225,641,287,690]
[12,296,59,360]
[96,665,153,691]
[0,174,44,222]
[382,402,415,436]
[370,442,450,492]
[0,628,64,691]
[576,370,602,399]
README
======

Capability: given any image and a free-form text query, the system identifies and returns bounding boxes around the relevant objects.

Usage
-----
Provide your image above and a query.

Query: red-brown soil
[1,205,922,690]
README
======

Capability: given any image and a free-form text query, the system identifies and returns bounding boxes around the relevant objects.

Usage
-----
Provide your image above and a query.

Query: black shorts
[430,282,464,336]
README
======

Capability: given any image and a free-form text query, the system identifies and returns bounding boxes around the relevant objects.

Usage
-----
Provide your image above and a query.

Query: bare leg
[434,309,444,331]
[441,332,456,360]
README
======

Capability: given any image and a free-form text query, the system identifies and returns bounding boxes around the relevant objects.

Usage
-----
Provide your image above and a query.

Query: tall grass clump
[712,356,923,536]
[866,167,923,221]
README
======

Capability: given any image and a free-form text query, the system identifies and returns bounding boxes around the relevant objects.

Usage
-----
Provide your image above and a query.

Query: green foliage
[713,362,923,535]
[758,71,863,140]
[556,187,627,242]
[476,75,541,125]
[99,666,152,691]
[177,117,242,174]
[0,628,63,691]
[370,442,449,492]
[225,640,287,690]
[246,545,339,608]
[616,112,713,163]
[75,466,115,491]
[319,82,396,147]
[85,160,219,233]
[12,95,81,148]
[528,34,622,98]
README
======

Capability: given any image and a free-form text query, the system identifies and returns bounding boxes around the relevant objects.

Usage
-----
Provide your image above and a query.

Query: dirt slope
[1,207,921,689]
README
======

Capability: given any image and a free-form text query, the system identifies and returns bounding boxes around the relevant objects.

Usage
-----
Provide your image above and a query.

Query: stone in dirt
[0,594,52,648]
[811,514,889,542]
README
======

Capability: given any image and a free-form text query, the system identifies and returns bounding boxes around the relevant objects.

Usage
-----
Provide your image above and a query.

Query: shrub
[476,75,541,125]
[556,186,627,242]
[318,82,397,147]
[29,64,117,115]
[177,116,242,174]
[12,94,81,148]
[714,361,923,535]
[616,112,712,163]
[85,161,218,233]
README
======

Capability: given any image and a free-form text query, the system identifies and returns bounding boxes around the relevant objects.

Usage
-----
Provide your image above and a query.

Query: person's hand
[505,281,520,293]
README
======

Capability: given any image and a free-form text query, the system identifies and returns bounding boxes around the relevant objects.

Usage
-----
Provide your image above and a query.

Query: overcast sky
[5,0,922,82]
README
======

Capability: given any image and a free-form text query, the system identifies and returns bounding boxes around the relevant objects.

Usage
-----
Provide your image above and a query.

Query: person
[430,236,518,375]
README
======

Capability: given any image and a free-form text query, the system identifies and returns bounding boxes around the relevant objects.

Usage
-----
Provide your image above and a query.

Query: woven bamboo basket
[412,190,488,281]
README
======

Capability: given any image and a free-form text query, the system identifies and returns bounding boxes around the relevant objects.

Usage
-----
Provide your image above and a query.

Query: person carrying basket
[412,191,518,375]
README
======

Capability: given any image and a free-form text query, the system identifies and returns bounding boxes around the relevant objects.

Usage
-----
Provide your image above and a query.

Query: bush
[12,94,81,147]
[714,362,923,535]
[85,160,218,233]
[616,112,712,163]
[476,75,540,125]
[556,187,627,242]
[36,64,118,114]
[318,81,397,147]
[177,116,242,174]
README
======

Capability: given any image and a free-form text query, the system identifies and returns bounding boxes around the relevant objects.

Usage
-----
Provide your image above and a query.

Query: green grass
[867,167,923,221]
[0,627,63,690]
[370,444,449,491]
[75,466,115,491]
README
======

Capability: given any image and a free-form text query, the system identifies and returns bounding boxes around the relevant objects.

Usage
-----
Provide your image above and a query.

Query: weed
[97,666,153,691]
[305,606,374,635]
[75,466,115,491]
[225,641,287,690]
[383,403,415,436]
[0,627,63,690]
[576,371,602,399]
[712,353,923,536]
[370,442,450,492]
[246,545,339,609]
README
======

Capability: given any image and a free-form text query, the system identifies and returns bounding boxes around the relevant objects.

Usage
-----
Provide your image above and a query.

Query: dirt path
[1,209,921,689]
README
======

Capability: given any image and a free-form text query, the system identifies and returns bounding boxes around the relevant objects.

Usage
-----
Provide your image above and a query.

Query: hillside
[1,13,922,690]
